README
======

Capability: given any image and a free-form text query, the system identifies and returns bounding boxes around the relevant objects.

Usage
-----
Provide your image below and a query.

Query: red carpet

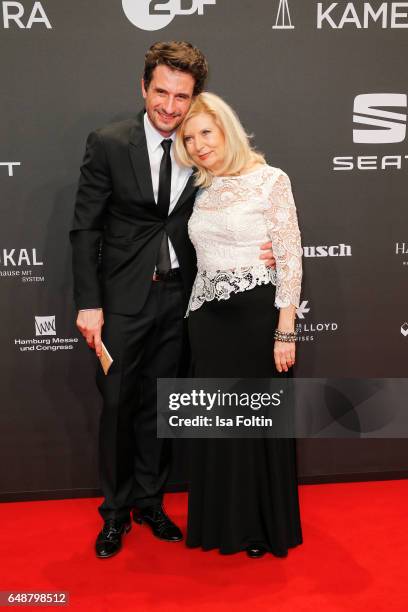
[1,480,407,611]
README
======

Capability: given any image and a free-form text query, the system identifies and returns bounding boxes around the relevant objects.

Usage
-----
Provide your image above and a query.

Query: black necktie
[156,139,172,274]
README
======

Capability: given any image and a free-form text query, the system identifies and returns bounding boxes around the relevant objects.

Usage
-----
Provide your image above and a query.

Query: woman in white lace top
[175,92,303,558]
[186,164,302,316]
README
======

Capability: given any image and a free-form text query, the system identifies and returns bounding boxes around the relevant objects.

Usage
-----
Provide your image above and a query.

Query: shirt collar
[144,112,176,154]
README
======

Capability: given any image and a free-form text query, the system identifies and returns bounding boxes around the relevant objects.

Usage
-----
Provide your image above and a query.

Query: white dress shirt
[144,112,193,269]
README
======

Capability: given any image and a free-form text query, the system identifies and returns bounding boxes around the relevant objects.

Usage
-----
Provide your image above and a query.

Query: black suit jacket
[70,110,198,315]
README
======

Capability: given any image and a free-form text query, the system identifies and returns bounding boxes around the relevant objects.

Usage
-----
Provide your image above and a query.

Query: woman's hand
[274,340,296,373]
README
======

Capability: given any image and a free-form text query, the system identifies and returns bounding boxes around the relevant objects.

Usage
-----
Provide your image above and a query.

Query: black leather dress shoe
[95,518,131,558]
[246,546,267,558]
[133,505,183,542]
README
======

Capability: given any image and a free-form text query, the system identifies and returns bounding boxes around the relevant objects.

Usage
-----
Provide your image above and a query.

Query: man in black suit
[70,41,275,558]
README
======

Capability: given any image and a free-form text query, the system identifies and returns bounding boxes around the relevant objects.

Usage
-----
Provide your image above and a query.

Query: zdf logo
[122,0,216,31]
[353,94,407,144]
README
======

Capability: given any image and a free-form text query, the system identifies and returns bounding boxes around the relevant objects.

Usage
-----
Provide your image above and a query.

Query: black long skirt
[186,283,303,555]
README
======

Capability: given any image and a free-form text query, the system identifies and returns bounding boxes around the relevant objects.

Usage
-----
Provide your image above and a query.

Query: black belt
[152,268,182,282]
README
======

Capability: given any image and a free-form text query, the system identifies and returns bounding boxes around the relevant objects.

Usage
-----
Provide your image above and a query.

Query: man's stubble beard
[149,108,184,136]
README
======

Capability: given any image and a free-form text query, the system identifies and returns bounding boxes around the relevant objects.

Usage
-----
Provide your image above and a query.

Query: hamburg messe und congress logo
[14,316,79,352]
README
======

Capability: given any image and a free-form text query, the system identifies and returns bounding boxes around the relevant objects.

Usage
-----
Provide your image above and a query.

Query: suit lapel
[170,171,198,216]
[129,111,156,208]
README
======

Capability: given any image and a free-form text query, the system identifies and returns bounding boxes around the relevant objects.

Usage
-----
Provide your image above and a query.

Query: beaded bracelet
[274,330,297,343]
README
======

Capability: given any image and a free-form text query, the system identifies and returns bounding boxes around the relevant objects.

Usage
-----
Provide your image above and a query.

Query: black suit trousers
[96,278,185,521]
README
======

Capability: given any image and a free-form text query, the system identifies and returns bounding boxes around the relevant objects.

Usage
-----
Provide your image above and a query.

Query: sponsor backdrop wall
[1,0,407,501]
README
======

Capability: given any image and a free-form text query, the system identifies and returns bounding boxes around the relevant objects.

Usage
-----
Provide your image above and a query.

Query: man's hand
[76,309,104,357]
[259,241,276,268]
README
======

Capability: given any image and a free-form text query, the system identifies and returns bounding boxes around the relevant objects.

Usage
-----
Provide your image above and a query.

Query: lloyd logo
[35,316,56,337]
[353,94,407,144]
[122,0,216,31]
[295,300,339,342]
[2,2,52,29]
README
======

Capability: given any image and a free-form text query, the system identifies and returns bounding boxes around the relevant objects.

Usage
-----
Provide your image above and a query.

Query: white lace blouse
[186,165,302,315]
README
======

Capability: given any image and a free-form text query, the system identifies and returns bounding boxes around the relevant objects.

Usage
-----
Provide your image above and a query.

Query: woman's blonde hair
[175,92,265,188]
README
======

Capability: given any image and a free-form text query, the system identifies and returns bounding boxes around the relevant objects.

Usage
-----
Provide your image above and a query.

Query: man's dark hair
[143,41,208,96]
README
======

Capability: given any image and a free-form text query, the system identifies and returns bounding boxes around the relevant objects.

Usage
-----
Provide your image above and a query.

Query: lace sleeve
[263,171,302,308]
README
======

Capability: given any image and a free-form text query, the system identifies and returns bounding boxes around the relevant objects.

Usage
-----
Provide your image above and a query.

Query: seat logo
[353,94,407,144]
